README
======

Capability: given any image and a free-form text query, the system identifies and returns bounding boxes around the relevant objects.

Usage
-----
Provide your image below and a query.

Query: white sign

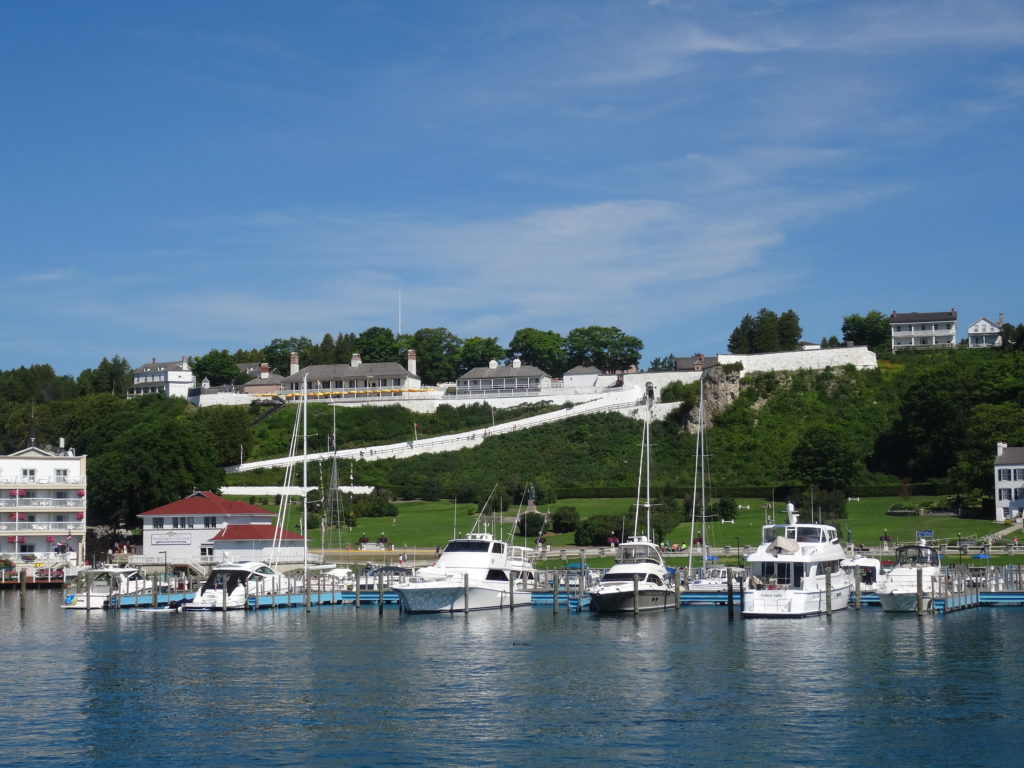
[152,533,191,545]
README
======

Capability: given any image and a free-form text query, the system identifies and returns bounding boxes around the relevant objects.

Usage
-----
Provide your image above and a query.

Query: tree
[789,424,862,493]
[192,405,254,466]
[334,332,358,365]
[458,336,505,374]
[308,333,336,366]
[841,310,890,351]
[727,314,755,353]
[356,326,399,363]
[753,308,781,353]
[506,328,566,376]
[261,337,314,374]
[647,354,677,372]
[777,309,802,350]
[564,326,643,373]
[192,349,246,387]
[410,327,461,385]
[77,356,133,396]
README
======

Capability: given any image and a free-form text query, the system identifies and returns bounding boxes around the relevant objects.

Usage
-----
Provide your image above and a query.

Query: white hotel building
[0,444,87,567]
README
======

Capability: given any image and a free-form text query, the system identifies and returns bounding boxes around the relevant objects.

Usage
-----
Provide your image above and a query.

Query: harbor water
[2,590,1022,767]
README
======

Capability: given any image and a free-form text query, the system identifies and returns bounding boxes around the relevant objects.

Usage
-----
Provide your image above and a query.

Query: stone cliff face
[681,364,742,434]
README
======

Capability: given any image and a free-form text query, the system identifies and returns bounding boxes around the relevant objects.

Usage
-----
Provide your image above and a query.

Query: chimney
[488,359,498,369]
[406,349,417,376]
[997,441,1007,457]
[351,353,362,368]
[999,312,1005,326]
[152,357,157,364]
[260,362,269,380]
[512,358,522,368]
[290,352,299,376]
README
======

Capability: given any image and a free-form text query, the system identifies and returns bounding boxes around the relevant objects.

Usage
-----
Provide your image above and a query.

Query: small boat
[840,555,882,594]
[742,503,852,618]
[589,383,676,613]
[62,566,154,610]
[393,488,537,614]
[875,543,942,612]
[180,561,288,611]
[688,566,745,593]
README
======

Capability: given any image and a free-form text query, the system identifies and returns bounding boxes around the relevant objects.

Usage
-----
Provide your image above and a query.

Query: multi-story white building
[137,491,304,565]
[0,442,86,567]
[889,309,958,352]
[967,315,1004,349]
[128,357,196,398]
[280,351,422,401]
[995,442,1024,522]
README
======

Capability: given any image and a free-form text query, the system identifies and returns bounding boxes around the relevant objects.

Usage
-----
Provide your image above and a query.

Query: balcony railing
[0,522,86,533]
[0,497,85,509]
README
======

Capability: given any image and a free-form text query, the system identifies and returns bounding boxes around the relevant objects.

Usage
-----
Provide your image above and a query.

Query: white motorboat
[180,561,288,611]
[62,566,154,610]
[875,543,942,612]
[589,537,675,612]
[393,532,536,613]
[688,566,746,593]
[589,383,676,613]
[743,503,852,618]
[840,555,882,594]
[394,486,537,614]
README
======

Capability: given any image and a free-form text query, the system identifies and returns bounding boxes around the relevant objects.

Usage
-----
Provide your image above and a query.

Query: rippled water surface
[2,591,1021,767]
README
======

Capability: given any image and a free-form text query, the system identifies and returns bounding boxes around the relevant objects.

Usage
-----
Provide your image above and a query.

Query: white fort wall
[716,345,877,373]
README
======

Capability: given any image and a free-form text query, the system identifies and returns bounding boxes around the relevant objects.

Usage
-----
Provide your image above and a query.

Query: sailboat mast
[302,374,309,574]
[687,375,705,572]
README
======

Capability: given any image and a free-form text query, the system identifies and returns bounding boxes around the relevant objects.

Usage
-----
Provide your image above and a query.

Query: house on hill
[456,359,551,396]
[889,309,957,352]
[128,357,196,398]
[995,442,1024,522]
[967,315,1004,349]
[280,351,422,400]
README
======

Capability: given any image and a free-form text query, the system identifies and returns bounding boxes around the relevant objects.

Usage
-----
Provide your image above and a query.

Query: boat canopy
[893,545,940,566]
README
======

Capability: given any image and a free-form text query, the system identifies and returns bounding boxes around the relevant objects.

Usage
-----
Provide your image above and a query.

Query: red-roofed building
[138,491,306,564]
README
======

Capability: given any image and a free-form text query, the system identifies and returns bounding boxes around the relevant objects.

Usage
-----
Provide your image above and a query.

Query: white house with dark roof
[967,315,1004,349]
[889,310,957,352]
[280,351,422,401]
[137,491,306,564]
[456,359,551,396]
[128,357,196,398]
[562,365,602,388]
[995,442,1024,522]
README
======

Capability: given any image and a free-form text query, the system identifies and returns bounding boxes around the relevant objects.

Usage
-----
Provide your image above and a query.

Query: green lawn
[226,494,1011,564]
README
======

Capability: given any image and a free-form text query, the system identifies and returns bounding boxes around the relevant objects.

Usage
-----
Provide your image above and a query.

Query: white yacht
[743,503,852,618]
[393,531,536,613]
[688,566,745,593]
[840,555,882,594]
[589,537,675,612]
[875,543,942,612]
[180,561,288,611]
[589,383,676,614]
[62,566,154,610]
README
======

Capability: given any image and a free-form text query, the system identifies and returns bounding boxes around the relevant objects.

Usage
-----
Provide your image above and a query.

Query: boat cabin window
[895,546,939,566]
[490,542,505,554]
[485,569,509,582]
[444,541,491,553]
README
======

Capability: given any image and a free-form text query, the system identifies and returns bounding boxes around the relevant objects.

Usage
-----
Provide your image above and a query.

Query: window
[21,469,36,481]
[203,516,217,528]
[55,469,69,482]
[172,516,195,529]
[1014,469,1024,481]
[999,489,1012,501]
[152,517,164,529]
[1016,488,1024,500]
[998,469,1011,481]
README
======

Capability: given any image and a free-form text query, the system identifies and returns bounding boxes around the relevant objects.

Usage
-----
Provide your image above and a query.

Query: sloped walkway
[227,387,645,473]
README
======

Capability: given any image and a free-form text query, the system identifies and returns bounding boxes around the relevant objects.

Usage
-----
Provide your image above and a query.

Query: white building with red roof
[137,491,305,565]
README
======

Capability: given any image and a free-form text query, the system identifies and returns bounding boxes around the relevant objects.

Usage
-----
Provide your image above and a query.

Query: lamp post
[159,550,168,595]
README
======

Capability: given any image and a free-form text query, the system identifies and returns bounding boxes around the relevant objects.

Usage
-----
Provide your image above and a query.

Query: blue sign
[915,530,933,539]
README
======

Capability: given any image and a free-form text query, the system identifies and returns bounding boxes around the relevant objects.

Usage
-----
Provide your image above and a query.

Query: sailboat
[686,375,744,593]
[588,382,676,613]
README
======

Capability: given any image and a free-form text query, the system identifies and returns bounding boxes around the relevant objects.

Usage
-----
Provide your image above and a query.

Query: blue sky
[3,1,1023,376]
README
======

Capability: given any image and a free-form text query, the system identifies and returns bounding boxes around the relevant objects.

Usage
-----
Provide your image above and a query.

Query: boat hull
[877,591,935,612]
[395,581,533,613]
[589,585,675,613]
[742,584,852,618]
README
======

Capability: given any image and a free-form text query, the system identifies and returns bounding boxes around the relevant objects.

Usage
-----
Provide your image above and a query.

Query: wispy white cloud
[18,269,74,283]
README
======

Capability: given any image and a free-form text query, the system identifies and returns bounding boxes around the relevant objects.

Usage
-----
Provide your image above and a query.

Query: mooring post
[674,569,680,610]
[552,572,559,615]
[854,566,862,610]
[916,563,924,616]
[727,570,734,620]
[463,572,469,614]
[633,573,639,615]
[825,568,833,616]
[378,570,384,615]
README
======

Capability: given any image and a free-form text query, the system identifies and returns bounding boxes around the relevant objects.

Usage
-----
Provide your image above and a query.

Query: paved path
[227,387,645,473]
